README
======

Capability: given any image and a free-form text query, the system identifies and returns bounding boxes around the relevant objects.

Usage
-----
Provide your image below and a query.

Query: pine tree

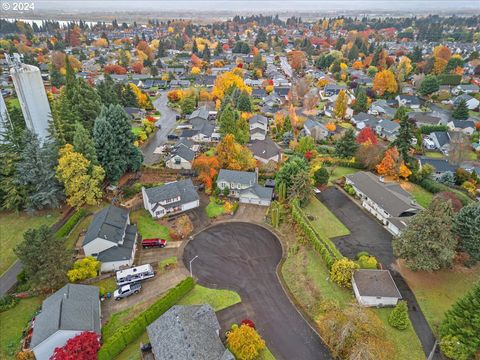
[453,203,480,263]
[218,104,238,138]
[73,122,98,165]
[70,78,102,131]
[214,42,223,56]
[393,106,414,164]
[419,75,439,96]
[157,40,165,58]
[192,39,198,54]
[237,92,252,112]
[452,99,469,120]
[335,128,358,158]
[388,301,409,330]
[353,89,368,113]
[97,75,119,106]
[202,47,211,62]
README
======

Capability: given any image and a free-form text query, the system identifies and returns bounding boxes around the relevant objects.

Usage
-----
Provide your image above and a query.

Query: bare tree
[448,132,470,165]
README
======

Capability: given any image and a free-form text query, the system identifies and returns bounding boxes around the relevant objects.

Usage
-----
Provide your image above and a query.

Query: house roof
[429,131,451,147]
[418,157,458,173]
[83,205,129,246]
[377,119,400,133]
[249,114,268,126]
[409,112,442,126]
[30,284,100,349]
[188,108,209,121]
[345,171,420,217]
[249,138,281,160]
[217,169,256,186]
[448,120,476,129]
[304,119,327,132]
[239,184,273,200]
[147,305,234,360]
[169,143,196,162]
[353,270,402,298]
[144,179,199,207]
[97,224,137,263]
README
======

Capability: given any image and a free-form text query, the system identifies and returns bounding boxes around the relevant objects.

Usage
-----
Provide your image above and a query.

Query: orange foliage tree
[375,147,407,179]
[373,70,398,96]
[216,134,256,171]
[288,50,307,72]
[104,64,127,75]
[132,61,144,74]
[192,154,220,193]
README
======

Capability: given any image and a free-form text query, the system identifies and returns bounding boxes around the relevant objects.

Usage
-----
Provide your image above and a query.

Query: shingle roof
[430,131,451,147]
[188,108,209,121]
[249,114,268,126]
[147,305,234,360]
[418,157,458,173]
[353,270,402,298]
[217,169,257,186]
[168,144,196,162]
[144,179,199,207]
[30,284,100,349]
[83,205,129,246]
[97,224,137,263]
[249,138,281,160]
[239,184,273,200]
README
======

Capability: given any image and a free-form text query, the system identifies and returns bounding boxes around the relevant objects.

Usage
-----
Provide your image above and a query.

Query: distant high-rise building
[8,54,51,141]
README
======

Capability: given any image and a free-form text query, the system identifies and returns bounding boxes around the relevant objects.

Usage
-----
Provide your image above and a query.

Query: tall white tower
[8,54,52,142]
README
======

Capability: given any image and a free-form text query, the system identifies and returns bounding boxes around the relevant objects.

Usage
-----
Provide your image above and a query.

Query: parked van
[142,238,167,249]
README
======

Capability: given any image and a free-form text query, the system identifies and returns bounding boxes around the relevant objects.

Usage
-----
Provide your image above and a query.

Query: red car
[142,238,167,249]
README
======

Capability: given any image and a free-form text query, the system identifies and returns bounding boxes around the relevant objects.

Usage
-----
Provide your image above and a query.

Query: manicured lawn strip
[205,197,226,218]
[375,308,425,360]
[326,166,358,184]
[64,214,93,249]
[400,263,480,334]
[424,151,445,158]
[114,332,149,360]
[0,297,43,359]
[178,284,241,311]
[303,197,350,239]
[0,210,61,276]
[400,182,433,208]
[92,277,117,295]
[130,210,171,240]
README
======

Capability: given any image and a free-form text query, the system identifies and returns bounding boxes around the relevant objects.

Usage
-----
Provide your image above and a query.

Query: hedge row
[415,178,473,206]
[55,208,87,239]
[420,125,448,134]
[437,74,462,86]
[317,156,365,169]
[98,277,195,360]
[291,201,342,269]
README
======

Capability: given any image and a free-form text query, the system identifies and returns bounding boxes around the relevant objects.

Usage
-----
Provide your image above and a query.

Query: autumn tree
[330,258,359,288]
[288,50,307,73]
[51,331,100,360]
[288,169,312,206]
[373,70,398,96]
[376,147,401,178]
[227,324,266,360]
[396,56,413,82]
[67,256,101,283]
[56,144,104,208]
[448,132,470,165]
[388,301,409,330]
[175,215,193,238]
[192,154,220,193]
[333,90,348,119]
[393,198,456,271]
[355,143,385,170]
[212,71,251,100]
[356,127,377,144]
[216,134,256,171]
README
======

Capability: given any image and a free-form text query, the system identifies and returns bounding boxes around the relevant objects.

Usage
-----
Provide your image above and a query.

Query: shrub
[358,255,378,269]
[344,183,356,196]
[415,178,472,205]
[330,258,359,288]
[55,209,87,239]
[67,256,101,282]
[0,294,19,312]
[227,324,266,360]
[420,125,448,134]
[356,251,370,259]
[388,301,409,330]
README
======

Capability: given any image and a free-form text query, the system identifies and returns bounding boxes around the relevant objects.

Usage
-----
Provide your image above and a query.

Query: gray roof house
[375,119,400,141]
[418,157,458,178]
[166,144,196,170]
[147,305,234,360]
[303,119,328,141]
[352,270,402,307]
[249,115,268,141]
[345,171,421,235]
[369,99,396,119]
[30,284,100,360]
[142,179,199,219]
[452,94,480,110]
[447,120,477,135]
[409,112,446,127]
[428,131,451,153]
[249,138,282,163]
[82,206,137,272]
[217,169,273,206]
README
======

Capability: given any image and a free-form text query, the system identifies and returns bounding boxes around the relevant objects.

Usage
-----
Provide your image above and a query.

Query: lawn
[399,262,480,335]
[0,297,43,359]
[205,197,226,218]
[178,284,241,311]
[115,332,149,360]
[64,214,93,249]
[91,277,117,295]
[282,245,352,319]
[0,209,61,276]
[303,197,350,239]
[400,182,434,208]
[130,210,171,240]
[424,151,445,159]
[375,308,425,360]
[326,166,358,184]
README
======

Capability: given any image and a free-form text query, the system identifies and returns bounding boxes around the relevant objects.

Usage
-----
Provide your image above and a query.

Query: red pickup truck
[142,238,167,249]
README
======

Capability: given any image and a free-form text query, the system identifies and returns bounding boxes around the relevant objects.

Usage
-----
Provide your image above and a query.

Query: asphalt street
[141,91,179,165]
[183,222,332,360]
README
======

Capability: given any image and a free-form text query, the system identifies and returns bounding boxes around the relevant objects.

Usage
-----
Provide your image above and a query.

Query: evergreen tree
[73,122,98,165]
[419,75,439,96]
[192,39,198,54]
[453,203,480,263]
[255,28,267,45]
[409,46,423,63]
[352,89,368,113]
[180,95,196,116]
[70,78,102,131]
[452,99,469,120]
[218,104,238,138]
[393,198,456,271]
[119,84,138,107]
[214,42,223,56]
[439,282,480,360]
[237,92,252,112]
[335,129,358,158]
[253,53,263,70]
[14,225,71,289]
[97,75,119,106]
[202,47,211,62]
[393,106,414,164]
[347,44,359,61]
[157,40,165,58]
[388,301,409,330]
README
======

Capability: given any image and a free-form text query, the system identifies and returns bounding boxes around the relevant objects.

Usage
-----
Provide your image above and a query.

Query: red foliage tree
[356,127,378,145]
[132,61,144,74]
[433,192,463,212]
[104,64,127,75]
[50,332,100,360]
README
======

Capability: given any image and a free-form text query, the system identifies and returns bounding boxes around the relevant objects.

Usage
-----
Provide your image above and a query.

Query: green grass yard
[400,182,434,208]
[178,284,241,311]
[0,297,43,359]
[326,166,358,184]
[424,151,445,159]
[205,197,226,218]
[0,210,61,276]
[64,214,93,249]
[91,277,117,295]
[303,197,350,239]
[130,210,171,240]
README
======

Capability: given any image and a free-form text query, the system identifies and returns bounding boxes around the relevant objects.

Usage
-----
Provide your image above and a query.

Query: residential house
[249,138,282,163]
[417,157,458,179]
[321,84,346,101]
[351,112,378,129]
[82,205,138,272]
[123,107,146,120]
[165,144,196,169]
[30,284,101,360]
[368,99,396,119]
[396,95,421,109]
[146,305,234,360]
[345,171,421,235]
[452,84,479,95]
[352,270,402,307]
[249,114,268,141]
[409,112,446,127]
[375,119,400,141]
[217,169,273,206]
[251,88,267,100]
[447,119,477,135]
[452,94,480,110]
[303,119,329,141]
[142,179,199,219]
[428,131,451,153]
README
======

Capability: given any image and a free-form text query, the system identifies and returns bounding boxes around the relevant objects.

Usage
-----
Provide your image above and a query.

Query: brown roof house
[352,269,402,307]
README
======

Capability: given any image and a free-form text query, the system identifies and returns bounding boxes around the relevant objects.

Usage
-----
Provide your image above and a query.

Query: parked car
[114,283,141,300]
[167,133,179,140]
[142,238,167,249]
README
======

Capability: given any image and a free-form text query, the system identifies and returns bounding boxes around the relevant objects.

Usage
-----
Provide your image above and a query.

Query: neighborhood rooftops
[30,284,100,349]
[83,205,129,246]
[147,304,234,360]
[217,169,257,186]
[353,269,402,298]
[418,157,458,173]
[144,179,199,207]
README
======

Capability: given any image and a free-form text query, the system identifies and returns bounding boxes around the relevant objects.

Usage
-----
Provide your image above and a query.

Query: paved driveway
[318,187,442,359]
[183,222,332,360]
[141,91,179,165]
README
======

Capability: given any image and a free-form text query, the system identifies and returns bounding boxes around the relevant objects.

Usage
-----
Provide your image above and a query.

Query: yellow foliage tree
[67,256,101,282]
[191,66,201,75]
[330,258,359,288]
[373,70,398,96]
[130,83,152,109]
[317,78,329,88]
[56,144,104,208]
[212,71,252,100]
[326,122,336,132]
[334,90,348,119]
[265,85,274,94]
[227,324,266,360]
[216,134,256,171]
[399,162,412,179]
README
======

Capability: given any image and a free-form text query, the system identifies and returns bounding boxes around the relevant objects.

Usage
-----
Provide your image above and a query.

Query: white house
[452,84,479,95]
[452,94,480,110]
[217,169,273,206]
[345,172,421,235]
[82,205,137,272]
[30,284,100,360]
[142,179,199,219]
[352,270,402,307]
[447,120,477,135]
[395,95,421,109]
[249,115,268,141]
[165,144,196,169]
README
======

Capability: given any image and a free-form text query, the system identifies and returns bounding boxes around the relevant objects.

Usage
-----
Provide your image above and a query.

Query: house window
[174,158,181,165]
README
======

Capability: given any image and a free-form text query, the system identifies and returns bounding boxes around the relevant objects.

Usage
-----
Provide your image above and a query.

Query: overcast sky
[21,0,480,13]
